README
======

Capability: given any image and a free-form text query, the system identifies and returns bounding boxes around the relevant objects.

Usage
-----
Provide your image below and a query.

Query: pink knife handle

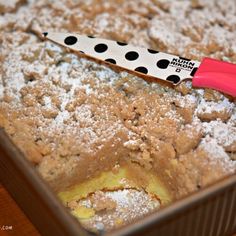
[192,57,236,97]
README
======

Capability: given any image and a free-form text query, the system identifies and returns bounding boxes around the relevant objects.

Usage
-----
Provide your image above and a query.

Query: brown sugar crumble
[0,0,236,232]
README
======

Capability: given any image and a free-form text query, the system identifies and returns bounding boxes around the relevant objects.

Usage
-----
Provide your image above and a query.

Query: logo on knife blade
[169,58,195,71]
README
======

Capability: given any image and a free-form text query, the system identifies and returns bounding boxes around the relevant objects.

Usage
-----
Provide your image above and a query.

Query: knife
[42,32,236,97]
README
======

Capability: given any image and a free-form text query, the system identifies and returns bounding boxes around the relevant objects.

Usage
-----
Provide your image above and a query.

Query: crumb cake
[0,0,236,232]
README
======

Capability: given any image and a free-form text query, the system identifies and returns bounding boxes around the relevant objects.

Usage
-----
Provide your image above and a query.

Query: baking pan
[0,129,92,236]
[0,128,235,236]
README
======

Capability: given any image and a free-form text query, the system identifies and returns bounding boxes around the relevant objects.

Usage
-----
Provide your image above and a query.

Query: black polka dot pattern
[148,49,159,54]
[49,33,200,88]
[117,41,127,46]
[125,51,139,61]
[64,36,78,45]
[166,75,181,84]
[94,43,108,53]
[157,59,170,69]
[134,66,148,74]
[105,58,116,64]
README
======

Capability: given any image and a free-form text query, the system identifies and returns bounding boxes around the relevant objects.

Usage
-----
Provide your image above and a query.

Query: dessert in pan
[42,31,236,232]
[0,0,236,233]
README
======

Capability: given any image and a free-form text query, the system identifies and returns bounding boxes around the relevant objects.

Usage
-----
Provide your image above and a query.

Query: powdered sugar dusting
[197,98,234,115]
[200,136,236,172]
[80,189,160,232]
[0,0,235,232]
[202,120,236,147]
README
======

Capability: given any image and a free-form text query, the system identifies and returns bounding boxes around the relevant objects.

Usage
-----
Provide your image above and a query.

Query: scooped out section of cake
[58,164,171,232]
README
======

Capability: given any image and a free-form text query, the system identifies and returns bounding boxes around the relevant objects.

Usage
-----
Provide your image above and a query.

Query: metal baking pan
[0,128,235,236]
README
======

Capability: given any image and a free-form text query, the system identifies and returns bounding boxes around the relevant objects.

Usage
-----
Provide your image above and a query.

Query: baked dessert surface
[0,0,236,232]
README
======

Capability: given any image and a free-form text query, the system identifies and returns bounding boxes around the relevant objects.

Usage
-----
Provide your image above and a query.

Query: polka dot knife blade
[42,32,236,97]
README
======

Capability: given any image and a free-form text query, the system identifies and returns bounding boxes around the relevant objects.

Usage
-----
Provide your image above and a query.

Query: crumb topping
[0,0,235,220]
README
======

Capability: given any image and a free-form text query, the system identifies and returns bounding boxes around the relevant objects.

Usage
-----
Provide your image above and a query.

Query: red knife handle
[192,57,236,97]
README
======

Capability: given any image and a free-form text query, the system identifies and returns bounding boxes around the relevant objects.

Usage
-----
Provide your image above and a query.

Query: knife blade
[42,32,236,97]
